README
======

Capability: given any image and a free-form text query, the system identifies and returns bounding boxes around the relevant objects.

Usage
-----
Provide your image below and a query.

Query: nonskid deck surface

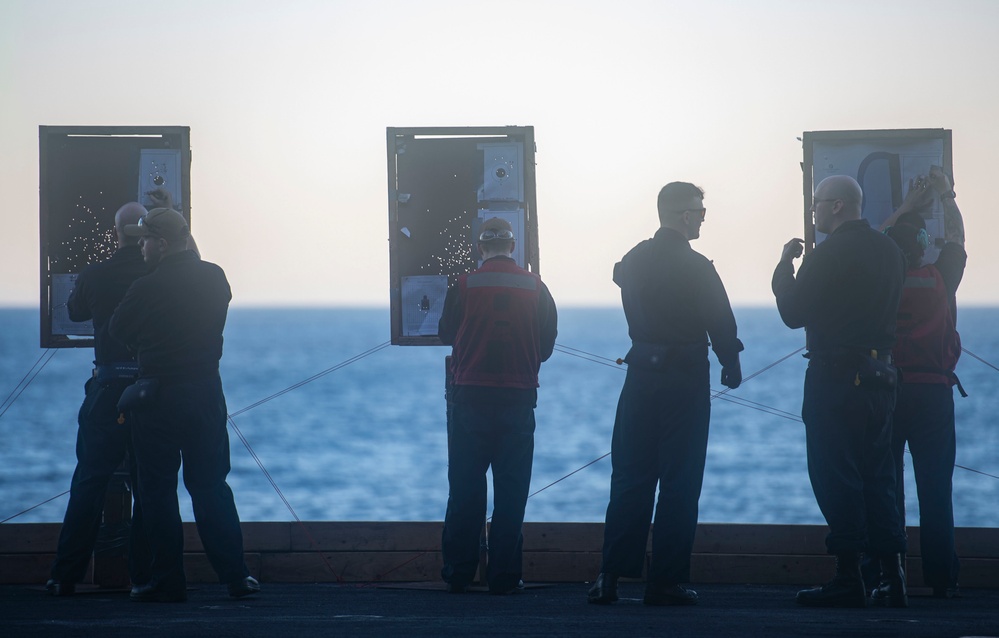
[3,582,997,638]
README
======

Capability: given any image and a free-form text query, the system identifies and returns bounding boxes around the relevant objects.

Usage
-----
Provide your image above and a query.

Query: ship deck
[3,581,998,637]
[3,521,998,636]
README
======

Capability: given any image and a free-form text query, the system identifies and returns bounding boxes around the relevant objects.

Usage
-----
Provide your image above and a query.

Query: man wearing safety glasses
[589,181,743,607]
[773,174,908,608]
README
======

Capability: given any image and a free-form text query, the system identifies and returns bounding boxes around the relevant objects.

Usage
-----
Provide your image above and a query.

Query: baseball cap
[478,217,515,242]
[124,208,190,241]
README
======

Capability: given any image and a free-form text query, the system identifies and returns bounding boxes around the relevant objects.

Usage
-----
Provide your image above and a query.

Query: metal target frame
[38,125,191,348]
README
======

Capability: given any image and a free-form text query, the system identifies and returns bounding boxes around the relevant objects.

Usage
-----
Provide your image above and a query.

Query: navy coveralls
[51,244,150,586]
[600,228,743,586]
[772,219,908,557]
[110,250,249,592]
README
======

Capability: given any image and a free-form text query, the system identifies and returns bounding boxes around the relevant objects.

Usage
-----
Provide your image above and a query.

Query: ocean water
[1,307,997,528]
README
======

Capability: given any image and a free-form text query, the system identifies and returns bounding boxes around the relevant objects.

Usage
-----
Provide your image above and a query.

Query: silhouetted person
[437,217,557,594]
[589,182,743,607]
[109,208,258,602]
[773,175,908,608]
[46,202,150,596]
[879,166,966,599]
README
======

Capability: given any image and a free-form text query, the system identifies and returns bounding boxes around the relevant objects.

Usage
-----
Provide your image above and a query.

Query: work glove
[721,356,742,390]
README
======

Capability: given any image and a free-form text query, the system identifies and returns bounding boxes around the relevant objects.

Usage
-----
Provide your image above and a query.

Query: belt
[93,362,140,381]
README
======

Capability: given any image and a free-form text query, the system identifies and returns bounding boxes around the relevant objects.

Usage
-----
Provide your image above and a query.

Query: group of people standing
[46,169,965,608]
[46,196,258,602]
[441,171,965,609]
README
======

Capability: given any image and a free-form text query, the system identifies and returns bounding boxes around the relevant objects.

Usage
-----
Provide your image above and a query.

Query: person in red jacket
[880,166,966,599]
[437,217,558,595]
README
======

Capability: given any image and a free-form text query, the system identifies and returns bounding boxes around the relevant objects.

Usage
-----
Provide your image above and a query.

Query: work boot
[871,553,908,608]
[587,573,619,605]
[796,553,867,608]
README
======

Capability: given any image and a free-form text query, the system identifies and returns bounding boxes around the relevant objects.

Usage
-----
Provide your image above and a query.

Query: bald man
[772,175,909,608]
[47,202,151,596]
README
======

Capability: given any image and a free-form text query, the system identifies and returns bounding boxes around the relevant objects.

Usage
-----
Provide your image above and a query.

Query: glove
[721,357,742,389]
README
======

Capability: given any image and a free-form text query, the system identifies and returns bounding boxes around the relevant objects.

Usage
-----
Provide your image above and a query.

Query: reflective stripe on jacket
[893,264,961,385]
[450,259,544,389]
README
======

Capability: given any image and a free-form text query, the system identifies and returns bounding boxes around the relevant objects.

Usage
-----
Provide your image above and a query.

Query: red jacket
[893,264,961,386]
[440,257,557,389]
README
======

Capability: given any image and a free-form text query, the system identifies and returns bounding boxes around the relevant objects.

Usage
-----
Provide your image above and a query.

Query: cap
[478,217,515,242]
[124,208,190,241]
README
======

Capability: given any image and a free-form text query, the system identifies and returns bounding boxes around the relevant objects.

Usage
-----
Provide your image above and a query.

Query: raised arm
[928,165,965,246]
[879,176,934,231]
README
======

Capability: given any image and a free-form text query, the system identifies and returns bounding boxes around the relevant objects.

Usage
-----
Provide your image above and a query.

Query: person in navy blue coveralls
[46,201,150,597]
[773,175,908,608]
[588,182,743,607]
[109,207,258,602]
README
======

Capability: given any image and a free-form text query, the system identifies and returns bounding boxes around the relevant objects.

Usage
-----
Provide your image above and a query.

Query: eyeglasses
[811,198,838,208]
[683,208,706,220]
[137,216,163,236]
[479,229,515,242]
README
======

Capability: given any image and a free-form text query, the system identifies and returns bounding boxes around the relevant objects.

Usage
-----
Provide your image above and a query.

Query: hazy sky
[3,0,998,307]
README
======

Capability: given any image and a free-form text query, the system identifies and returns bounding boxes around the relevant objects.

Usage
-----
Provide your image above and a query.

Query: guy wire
[6,342,999,530]
[0,349,58,420]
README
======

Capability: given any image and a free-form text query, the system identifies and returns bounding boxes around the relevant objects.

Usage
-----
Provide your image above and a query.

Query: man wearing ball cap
[110,208,258,602]
[438,217,558,595]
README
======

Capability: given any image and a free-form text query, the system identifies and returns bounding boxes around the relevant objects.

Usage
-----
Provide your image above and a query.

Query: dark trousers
[51,377,148,585]
[892,383,959,588]
[600,361,710,586]
[441,400,536,588]
[131,373,248,590]
[802,363,906,556]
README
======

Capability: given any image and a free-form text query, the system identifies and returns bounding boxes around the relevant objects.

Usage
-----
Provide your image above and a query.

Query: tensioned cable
[523,347,807,502]
[0,490,69,524]
[222,340,392,581]
[962,347,999,374]
[529,343,999,501]
[552,345,623,371]
[8,339,998,588]
[7,342,999,537]
[0,349,57,420]
[228,341,392,418]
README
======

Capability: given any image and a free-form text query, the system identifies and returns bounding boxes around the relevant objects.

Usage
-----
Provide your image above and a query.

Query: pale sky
[2,0,998,307]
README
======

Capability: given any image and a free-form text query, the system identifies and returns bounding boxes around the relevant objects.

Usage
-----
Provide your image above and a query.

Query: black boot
[587,573,619,605]
[796,553,867,608]
[871,553,908,607]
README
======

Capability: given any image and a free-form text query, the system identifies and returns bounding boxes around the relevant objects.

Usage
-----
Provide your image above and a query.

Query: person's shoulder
[76,252,119,279]
[686,244,714,263]
[198,258,226,273]
[621,236,656,261]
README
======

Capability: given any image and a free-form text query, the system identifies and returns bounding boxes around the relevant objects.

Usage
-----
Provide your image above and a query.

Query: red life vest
[892,264,961,386]
[450,258,543,389]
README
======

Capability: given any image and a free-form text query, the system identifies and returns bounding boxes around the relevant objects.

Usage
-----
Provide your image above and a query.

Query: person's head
[113,202,148,247]
[895,210,927,231]
[477,217,515,259]
[657,182,706,240]
[886,223,928,270]
[123,208,191,266]
[811,175,863,234]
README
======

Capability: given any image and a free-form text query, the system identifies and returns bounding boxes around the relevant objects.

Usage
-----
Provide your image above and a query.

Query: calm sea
[1,307,997,527]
